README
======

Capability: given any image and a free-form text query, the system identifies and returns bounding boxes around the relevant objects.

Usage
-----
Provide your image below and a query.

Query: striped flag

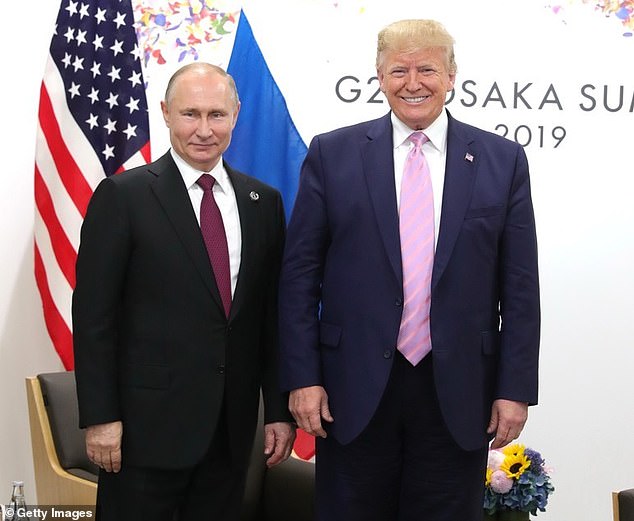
[226,10,314,461]
[34,0,151,369]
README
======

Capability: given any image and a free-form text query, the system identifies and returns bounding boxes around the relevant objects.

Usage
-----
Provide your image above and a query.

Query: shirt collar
[391,109,449,153]
[170,149,231,194]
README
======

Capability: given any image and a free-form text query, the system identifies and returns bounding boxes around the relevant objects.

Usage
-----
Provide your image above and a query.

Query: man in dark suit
[73,63,295,521]
[279,19,540,521]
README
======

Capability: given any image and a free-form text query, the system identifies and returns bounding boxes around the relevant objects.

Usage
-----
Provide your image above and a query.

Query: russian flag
[225,11,314,461]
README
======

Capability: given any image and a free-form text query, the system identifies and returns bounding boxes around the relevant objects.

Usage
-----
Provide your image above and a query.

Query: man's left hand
[263,422,297,468]
[487,399,528,449]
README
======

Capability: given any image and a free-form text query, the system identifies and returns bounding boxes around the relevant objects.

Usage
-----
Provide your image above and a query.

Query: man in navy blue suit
[279,19,540,521]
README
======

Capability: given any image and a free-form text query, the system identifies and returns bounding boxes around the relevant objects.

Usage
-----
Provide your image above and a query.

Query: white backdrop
[1,1,633,519]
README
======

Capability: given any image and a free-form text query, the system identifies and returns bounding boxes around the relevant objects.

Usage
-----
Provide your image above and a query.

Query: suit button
[217,365,225,375]
[395,298,403,306]
[383,349,393,359]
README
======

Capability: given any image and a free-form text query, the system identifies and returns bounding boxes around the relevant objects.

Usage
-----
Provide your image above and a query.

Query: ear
[377,68,387,93]
[160,100,170,127]
[231,101,241,128]
[447,72,456,92]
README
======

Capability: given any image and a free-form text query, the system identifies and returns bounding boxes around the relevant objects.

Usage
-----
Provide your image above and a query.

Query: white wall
[0,0,65,501]
[1,1,633,519]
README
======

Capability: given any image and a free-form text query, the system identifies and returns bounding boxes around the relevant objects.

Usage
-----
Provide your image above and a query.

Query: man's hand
[289,386,334,438]
[86,421,123,473]
[263,422,296,468]
[487,399,528,449]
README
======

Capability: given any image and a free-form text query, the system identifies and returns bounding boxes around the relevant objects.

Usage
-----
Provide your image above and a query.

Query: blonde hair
[376,19,457,73]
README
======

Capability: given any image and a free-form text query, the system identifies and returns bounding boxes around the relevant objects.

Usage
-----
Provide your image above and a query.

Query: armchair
[613,489,634,521]
[25,373,98,505]
[26,371,315,520]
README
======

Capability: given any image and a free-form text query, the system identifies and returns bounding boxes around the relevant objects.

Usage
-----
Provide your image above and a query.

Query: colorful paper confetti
[133,0,240,67]
[547,0,634,37]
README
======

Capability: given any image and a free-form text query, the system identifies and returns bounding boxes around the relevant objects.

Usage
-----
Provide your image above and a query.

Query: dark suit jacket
[279,111,540,451]
[73,152,288,470]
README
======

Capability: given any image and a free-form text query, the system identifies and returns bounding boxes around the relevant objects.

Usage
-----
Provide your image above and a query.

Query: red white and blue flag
[34,0,151,369]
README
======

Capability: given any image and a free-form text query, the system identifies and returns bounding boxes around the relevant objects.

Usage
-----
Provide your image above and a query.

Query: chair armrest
[614,489,634,521]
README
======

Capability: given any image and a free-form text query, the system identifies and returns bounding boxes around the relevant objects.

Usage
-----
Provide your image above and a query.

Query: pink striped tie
[397,132,434,366]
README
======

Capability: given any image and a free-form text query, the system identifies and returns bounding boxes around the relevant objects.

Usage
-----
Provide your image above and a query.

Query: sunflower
[501,452,531,479]
[502,443,526,458]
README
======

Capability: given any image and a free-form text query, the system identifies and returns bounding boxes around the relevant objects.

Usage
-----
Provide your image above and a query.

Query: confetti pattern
[133,0,240,67]
[548,0,634,37]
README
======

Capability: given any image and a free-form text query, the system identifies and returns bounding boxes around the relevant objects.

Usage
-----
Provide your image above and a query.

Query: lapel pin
[464,152,474,163]
[249,191,260,202]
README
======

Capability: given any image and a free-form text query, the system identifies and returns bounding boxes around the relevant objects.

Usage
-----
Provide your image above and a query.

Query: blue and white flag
[225,11,307,216]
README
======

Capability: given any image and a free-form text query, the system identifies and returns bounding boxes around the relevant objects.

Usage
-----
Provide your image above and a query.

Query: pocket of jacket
[319,322,342,348]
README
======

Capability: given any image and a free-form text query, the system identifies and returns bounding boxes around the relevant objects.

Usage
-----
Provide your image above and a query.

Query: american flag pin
[465,153,474,163]
[249,191,260,202]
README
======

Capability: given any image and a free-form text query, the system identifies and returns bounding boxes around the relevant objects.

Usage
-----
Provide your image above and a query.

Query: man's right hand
[289,386,334,438]
[86,421,123,473]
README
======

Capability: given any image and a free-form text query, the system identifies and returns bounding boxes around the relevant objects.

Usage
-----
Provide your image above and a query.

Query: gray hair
[164,62,240,106]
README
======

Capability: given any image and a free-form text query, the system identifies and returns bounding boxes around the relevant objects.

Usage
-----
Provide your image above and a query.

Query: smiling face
[161,67,240,172]
[378,46,455,130]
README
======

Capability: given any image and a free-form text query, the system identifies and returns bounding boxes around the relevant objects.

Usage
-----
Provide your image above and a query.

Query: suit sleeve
[260,190,293,424]
[497,145,540,405]
[73,177,130,428]
[278,136,330,392]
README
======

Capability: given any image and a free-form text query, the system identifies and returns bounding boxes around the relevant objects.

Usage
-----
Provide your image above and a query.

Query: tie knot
[408,131,428,149]
[197,173,215,191]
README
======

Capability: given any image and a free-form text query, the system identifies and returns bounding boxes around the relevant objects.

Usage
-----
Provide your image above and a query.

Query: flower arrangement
[484,443,554,516]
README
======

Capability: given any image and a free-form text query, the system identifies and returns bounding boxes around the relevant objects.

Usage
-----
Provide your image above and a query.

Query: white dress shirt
[171,149,242,297]
[391,110,449,249]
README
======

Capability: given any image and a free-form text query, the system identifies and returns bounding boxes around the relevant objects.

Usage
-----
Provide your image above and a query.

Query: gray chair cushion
[619,489,634,521]
[262,456,315,521]
[240,396,315,521]
[37,372,99,480]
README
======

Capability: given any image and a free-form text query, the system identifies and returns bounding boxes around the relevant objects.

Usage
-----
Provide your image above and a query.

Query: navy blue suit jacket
[279,111,540,451]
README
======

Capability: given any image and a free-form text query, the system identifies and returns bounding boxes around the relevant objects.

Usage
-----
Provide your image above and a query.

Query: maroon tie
[197,174,232,318]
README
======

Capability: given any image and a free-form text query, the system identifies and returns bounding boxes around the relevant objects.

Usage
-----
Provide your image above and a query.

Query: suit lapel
[361,114,403,285]
[432,115,478,290]
[360,112,479,291]
[149,153,224,310]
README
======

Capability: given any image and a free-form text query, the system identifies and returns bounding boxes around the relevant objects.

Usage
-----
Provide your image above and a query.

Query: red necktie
[197,174,232,318]
[396,132,434,365]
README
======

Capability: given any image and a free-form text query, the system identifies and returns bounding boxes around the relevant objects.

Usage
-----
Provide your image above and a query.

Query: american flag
[34,0,151,369]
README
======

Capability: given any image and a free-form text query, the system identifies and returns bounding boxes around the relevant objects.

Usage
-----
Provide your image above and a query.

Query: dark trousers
[316,352,488,521]
[96,408,248,521]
